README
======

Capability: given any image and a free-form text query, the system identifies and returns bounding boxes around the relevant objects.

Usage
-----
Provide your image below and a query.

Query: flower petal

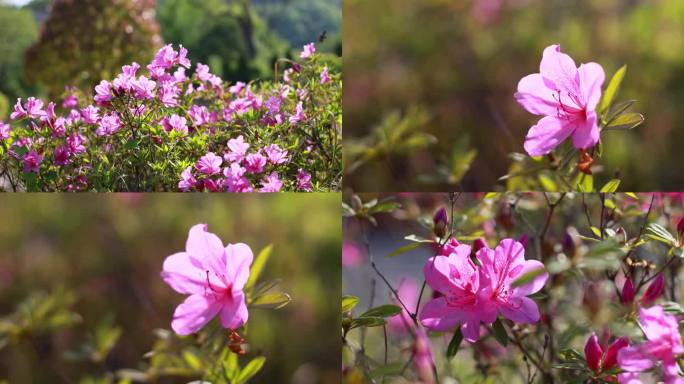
[161,252,205,294]
[571,112,599,150]
[186,224,226,277]
[225,243,253,291]
[514,73,560,116]
[220,292,248,329]
[603,337,629,371]
[540,44,580,95]
[512,260,548,297]
[524,115,574,156]
[499,296,540,324]
[578,62,605,112]
[419,296,463,332]
[424,244,472,295]
[461,317,482,343]
[618,346,654,372]
[171,294,222,335]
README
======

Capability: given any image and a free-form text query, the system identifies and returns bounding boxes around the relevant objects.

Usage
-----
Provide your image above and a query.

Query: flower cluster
[0,43,341,191]
[419,238,548,342]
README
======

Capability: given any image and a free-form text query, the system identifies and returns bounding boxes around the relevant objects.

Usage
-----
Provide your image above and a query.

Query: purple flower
[162,114,188,135]
[289,101,306,125]
[259,172,283,192]
[223,163,253,193]
[11,97,45,120]
[263,144,288,165]
[151,44,177,70]
[81,105,100,125]
[224,135,250,163]
[244,153,267,174]
[195,152,223,175]
[515,44,605,156]
[53,145,71,166]
[300,42,316,59]
[23,150,43,173]
[62,92,79,109]
[265,96,281,114]
[94,80,113,105]
[178,166,196,191]
[229,82,246,95]
[96,113,122,137]
[320,66,331,84]
[0,121,10,140]
[188,105,209,127]
[67,133,86,154]
[297,168,313,192]
[132,76,156,100]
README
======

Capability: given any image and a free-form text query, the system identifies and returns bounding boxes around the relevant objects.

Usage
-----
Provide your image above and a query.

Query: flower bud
[472,238,487,253]
[677,216,684,237]
[518,233,529,249]
[621,278,635,304]
[602,337,629,371]
[584,332,603,374]
[640,273,665,305]
[433,207,448,238]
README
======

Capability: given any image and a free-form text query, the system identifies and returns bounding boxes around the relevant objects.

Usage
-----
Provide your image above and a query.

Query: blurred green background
[344,0,684,191]
[0,0,341,106]
[0,193,341,383]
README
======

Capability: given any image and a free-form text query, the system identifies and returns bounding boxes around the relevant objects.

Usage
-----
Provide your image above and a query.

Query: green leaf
[250,292,291,309]
[590,226,602,238]
[599,65,626,115]
[341,295,359,313]
[245,245,272,291]
[538,174,557,192]
[446,327,463,359]
[600,179,621,193]
[511,267,547,288]
[404,234,435,243]
[662,301,684,316]
[645,223,676,246]
[123,138,139,150]
[23,171,37,192]
[235,356,266,384]
[491,318,509,347]
[605,113,644,131]
[387,242,424,258]
[575,173,594,192]
[360,305,402,319]
[182,350,202,371]
[349,316,386,330]
[483,192,500,200]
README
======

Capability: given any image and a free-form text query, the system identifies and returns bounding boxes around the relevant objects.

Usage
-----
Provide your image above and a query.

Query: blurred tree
[157,0,289,81]
[25,0,163,97]
[0,3,39,108]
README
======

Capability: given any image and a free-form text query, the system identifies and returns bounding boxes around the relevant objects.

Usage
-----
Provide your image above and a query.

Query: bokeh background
[0,0,341,103]
[344,0,684,191]
[0,193,341,383]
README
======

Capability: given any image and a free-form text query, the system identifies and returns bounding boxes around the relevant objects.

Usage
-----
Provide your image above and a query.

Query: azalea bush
[342,192,684,383]
[0,43,341,191]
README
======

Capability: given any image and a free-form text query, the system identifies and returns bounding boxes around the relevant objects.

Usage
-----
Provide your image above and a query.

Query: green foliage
[25,0,162,96]
[0,4,39,105]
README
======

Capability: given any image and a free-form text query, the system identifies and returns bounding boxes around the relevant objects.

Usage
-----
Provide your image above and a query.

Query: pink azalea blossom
[300,43,316,59]
[297,168,313,191]
[11,97,45,120]
[62,92,79,109]
[178,166,196,191]
[0,121,10,140]
[320,66,331,85]
[244,153,267,174]
[96,113,122,137]
[289,101,306,125]
[515,44,605,156]
[342,241,364,268]
[81,105,100,125]
[132,76,156,100]
[477,239,548,324]
[53,145,71,166]
[618,305,684,383]
[414,328,436,384]
[223,163,253,193]
[67,133,86,154]
[23,150,43,173]
[584,332,629,375]
[263,144,288,165]
[94,80,113,105]
[151,44,178,70]
[224,135,250,163]
[420,242,496,342]
[259,172,283,192]
[189,105,210,127]
[162,114,188,135]
[161,224,253,334]
[195,152,223,175]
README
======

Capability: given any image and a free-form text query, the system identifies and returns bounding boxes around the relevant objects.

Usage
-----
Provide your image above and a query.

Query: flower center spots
[553,90,585,121]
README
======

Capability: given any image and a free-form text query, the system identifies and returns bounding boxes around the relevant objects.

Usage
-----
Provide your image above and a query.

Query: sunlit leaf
[645,223,676,246]
[235,356,266,384]
[605,113,644,131]
[599,65,626,115]
[245,244,273,291]
[360,305,402,319]
[341,295,359,313]
[250,292,291,309]
[599,179,621,193]
[349,316,386,330]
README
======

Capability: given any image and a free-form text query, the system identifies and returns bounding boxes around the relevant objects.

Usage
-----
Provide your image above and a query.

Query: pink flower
[263,144,288,165]
[0,121,10,140]
[297,168,313,191]
[94,80,113,105]
[53,145,71,166]
[640,274,664,306]
[622,277,635,304]
[195,152,223,175]
[189,105,209,127]
[584,332,629,375]
[223,163,253,193]
[515,44,605,156]
[419,243,495,342]
[10,99,27,120]
[62,93,79,109]
[618,305,684,383]
[342,241,364,268]
[414,328,435,384]
[162,114,188,135]
[161,224,252,334]
[259,172,283,192]
[67,133,86,154]
[300,43,316,59]
[477,239,548,324]
[289,101,306,125]
[320,66,331,85]
[244,153,267,174]
[224,135,250,163]
[132,76,156,100]
[388,277,419,334]
[11,97,45,120]
[81,105,100,125]
[151,44,178,70]
[178,166,196,191]
[96,113,122,137]
[437,237,460,256]
[23,150,43,173]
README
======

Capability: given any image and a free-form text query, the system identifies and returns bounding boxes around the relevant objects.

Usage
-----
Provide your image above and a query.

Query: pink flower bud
[602,337,629,371]
[518,233,529,249]
[677,216,684,237]
[472,238,487,253]
[640,274,665,305]
[584,332,603,374]
[621,278,635,304]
